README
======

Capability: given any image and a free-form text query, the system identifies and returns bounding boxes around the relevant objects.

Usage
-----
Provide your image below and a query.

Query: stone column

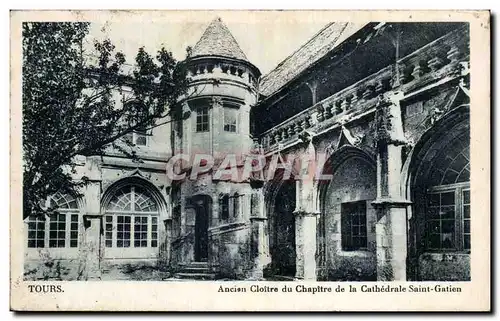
[293,140,320,280]
[249,183,270,279]
[372,92,411,281]
[159,187,172,268]
[294,210,319,280]
[79,156,102,280]
[81,215,102,280]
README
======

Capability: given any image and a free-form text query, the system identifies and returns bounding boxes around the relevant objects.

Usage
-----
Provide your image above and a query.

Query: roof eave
[257,22,376,107]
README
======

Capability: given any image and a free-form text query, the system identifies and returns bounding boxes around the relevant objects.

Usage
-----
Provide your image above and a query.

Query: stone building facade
[24,19,471,281]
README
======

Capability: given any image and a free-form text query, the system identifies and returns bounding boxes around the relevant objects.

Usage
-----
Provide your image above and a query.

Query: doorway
[193,195,211,262]
[270,180,296,277]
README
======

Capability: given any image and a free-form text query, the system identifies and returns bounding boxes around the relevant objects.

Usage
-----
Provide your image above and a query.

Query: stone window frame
[26,193,80,249]
[340,200,368,251]
[426,182,470,253]
[104,185,159,250]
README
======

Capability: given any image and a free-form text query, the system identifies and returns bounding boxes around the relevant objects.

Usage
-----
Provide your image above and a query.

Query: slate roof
[259,22,365,97]
[191,17,249,62]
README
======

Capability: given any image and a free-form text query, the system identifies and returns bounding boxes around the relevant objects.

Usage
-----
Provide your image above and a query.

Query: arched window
[219,194,229,220]
[233,193,240,218]
[423,132,470,251]
[27,193,80,248]
[104,186,159,248]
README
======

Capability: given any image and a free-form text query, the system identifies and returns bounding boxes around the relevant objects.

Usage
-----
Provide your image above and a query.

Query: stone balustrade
[260,26,469,153]
[187,61,258,88]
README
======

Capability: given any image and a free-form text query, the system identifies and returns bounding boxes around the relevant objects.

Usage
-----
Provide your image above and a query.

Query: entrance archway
[268,180,297,277]
[191,195,212,262]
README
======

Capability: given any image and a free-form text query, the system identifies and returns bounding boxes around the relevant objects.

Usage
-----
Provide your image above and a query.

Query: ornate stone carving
[324,103,333,119]
[447,46,461,63]
[294,121,303,134]
[316,105,325,122]
[211,96,223,107]
[427,56,444,72]
[334,101,343,114]
[298,130,314,144]
[375,91,408,146]
[302,116,312,129]
[340,98,350,111]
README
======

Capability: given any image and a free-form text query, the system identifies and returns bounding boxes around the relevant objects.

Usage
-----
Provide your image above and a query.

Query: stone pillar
[373,92,411,281]
[293,140,320,280]
[79,157,102,280]
[249,184,270,279]
[294,211,319,280]
[81,215,102,280]
[159,188,171,268]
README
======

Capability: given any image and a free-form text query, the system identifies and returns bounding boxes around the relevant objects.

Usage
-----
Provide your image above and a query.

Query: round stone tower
[170,17,261,278]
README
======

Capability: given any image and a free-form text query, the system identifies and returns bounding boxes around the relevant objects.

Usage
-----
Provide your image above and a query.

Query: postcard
[10,9,490,311]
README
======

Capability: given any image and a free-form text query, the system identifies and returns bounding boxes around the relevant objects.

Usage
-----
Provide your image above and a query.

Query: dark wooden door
[273,182,296,276]
[195,202,209,261]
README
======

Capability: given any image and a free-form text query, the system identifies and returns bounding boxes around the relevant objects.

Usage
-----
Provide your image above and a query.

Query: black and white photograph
[9,10,490,311]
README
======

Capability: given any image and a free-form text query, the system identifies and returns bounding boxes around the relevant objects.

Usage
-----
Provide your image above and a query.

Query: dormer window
[223,107,238,133]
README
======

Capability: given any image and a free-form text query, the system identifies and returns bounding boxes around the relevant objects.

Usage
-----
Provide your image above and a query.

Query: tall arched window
[233,193,240,218]
[219,194,229,220]
[104,186,159,249]
[26,193,80,248]
[425,134,470,251]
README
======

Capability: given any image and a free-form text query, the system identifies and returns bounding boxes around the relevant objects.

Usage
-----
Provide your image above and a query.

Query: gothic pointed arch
[402,104,470,281]
[317,144,377,281]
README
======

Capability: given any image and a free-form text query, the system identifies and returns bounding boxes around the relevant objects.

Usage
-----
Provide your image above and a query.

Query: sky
[86,12,330,76]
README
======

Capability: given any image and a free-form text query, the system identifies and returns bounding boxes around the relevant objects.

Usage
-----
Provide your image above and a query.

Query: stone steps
[174,272,216,280]
[175,261,216,280]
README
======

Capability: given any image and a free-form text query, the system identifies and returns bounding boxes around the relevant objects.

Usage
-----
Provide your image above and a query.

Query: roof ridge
[259,22,362,97]
[270,22,349,81]
[261,22,338,82]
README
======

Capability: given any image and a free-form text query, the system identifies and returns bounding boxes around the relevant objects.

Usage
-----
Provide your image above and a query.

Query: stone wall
[209,223,252,279]
[322,156,377,281]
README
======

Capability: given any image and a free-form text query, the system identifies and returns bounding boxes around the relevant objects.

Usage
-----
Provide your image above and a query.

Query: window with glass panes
[223,107,237,132]
[425,137,470,252]
[27,216,45,248]
[26,193,80,249]
[427,184,470,251]
[341,201,367,251]
[196,106,209,132]
[104,186,159,249]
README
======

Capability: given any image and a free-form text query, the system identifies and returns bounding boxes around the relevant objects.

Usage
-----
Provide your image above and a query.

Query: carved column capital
[293,210,321,217]
[211,96,223,108]
[375,91,408,146]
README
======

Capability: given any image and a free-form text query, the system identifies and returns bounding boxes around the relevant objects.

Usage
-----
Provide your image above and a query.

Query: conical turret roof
[191,17,249,62]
